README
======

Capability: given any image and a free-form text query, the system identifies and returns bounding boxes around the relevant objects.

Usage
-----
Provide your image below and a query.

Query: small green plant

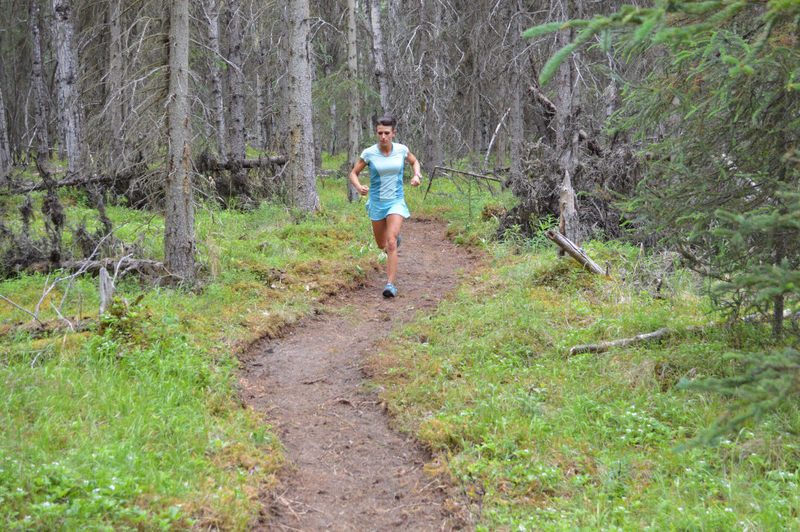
[96,295,146,344]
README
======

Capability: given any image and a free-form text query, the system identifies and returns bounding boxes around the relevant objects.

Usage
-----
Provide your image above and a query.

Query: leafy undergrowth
[0,169,498,530]
[368,242,800,530]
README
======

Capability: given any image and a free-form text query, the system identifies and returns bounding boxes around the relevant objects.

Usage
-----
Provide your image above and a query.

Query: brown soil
[241,218,480,531]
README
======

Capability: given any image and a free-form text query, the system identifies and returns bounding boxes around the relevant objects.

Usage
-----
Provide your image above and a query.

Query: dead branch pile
[499,138,642,240]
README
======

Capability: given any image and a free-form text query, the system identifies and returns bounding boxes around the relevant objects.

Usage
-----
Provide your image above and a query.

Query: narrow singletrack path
[242,218,479,531]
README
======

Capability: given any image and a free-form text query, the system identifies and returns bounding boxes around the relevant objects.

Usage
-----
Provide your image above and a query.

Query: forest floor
[240,218,480,531]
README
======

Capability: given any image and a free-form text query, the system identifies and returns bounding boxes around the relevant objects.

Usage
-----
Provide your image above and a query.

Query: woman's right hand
[358,184,369,196]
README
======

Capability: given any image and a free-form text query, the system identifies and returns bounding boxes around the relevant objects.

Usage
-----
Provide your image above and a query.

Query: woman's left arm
[407,151,422,187]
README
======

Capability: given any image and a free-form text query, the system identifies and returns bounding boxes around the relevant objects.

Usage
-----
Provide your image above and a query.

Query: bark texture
[202,0,227,157]
[226,0,249,199]
[164,0,195,281]
[287,0,320,212]
[369,0,390,112]
[420,0,444,172]
[52,0,83,175]
[346,0,361,202]
[553,2,584,245]
[107,0,124,172]
[0,77,9,175]
[544,229,605,275]
[29,0,50,162]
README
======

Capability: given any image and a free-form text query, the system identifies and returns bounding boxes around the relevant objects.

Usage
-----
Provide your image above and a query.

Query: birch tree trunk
[346,0,360,202]
[52,0,84,176]
[287,0,320,212]
[164,0,195,281]
[226,0,249,199]
[30,0,50,163]
[369,0,390,112]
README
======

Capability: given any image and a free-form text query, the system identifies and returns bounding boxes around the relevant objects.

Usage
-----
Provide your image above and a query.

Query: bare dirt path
[241,218,479,531]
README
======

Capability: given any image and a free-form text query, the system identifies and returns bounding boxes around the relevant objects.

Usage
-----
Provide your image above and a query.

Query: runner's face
[376,125,395,147]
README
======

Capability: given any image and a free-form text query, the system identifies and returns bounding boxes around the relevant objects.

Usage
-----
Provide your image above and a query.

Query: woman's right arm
[349,159,369,196]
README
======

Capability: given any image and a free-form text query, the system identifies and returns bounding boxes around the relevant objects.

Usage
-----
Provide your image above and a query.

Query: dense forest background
[1,0,796,340]
[0,0,646,274]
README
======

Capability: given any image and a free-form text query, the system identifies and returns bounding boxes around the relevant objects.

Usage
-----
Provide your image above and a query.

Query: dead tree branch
[0,294,46,326]
[60,257,168,277]
[545,229,606,275]
[0,173,116,196]
[569,310,800,356]
[570,328,670,356]
[424,166,503,200]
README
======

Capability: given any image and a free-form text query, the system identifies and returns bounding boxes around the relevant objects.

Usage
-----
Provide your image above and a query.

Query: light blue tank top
[360,143,409,202]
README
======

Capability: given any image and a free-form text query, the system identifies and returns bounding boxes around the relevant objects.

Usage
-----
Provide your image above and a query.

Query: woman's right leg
[373,215,403,285]
[371,218,387,250]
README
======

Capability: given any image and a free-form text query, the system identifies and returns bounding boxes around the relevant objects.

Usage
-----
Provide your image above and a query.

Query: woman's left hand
[410,174,421,187]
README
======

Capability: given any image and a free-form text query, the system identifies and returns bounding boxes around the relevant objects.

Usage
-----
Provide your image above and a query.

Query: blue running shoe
[397,233,402,248]
[382,283,397,298]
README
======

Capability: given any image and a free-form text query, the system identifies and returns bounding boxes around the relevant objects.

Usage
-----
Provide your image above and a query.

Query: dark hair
[376,114,396,128]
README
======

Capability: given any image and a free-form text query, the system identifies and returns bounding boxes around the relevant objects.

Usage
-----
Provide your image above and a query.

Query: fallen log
[197,153,287,173]
[569,310,800,356]
[545,229,606,275]
[570,328,670,356]
[1,173,115,195]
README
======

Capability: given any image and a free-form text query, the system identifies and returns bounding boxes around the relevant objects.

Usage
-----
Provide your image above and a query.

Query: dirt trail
[241,218,478,531]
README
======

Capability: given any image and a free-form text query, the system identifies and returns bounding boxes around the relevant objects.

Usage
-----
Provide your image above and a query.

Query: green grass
[1,318,280,530]
[369,243,800,530]
[16,159,789,531]
[0,164,499,529]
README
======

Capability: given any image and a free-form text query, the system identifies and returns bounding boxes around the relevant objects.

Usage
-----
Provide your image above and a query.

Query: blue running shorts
[366,198,411,221]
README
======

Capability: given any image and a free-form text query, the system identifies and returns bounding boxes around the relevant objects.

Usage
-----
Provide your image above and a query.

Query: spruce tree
[526,0,800,439]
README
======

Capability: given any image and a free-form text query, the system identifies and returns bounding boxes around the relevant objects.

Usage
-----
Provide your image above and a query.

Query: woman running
[348,115,422,298]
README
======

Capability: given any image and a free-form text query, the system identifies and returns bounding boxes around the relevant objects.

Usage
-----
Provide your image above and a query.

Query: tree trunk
[346,0,360,202]
[508,4,524,191]
[369,0,390,113]
[255,36,267,151]
[201,0,227,157]
[53,0,112,234]
[287,0,320,212]
[52,0,84,176]
[29,0,50,163]
[107,0,124,173]
[164,0,195,281]
[420,0,444,172]
[226,0,249,199]
[553,3,584,245]
[0,73,10,175]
